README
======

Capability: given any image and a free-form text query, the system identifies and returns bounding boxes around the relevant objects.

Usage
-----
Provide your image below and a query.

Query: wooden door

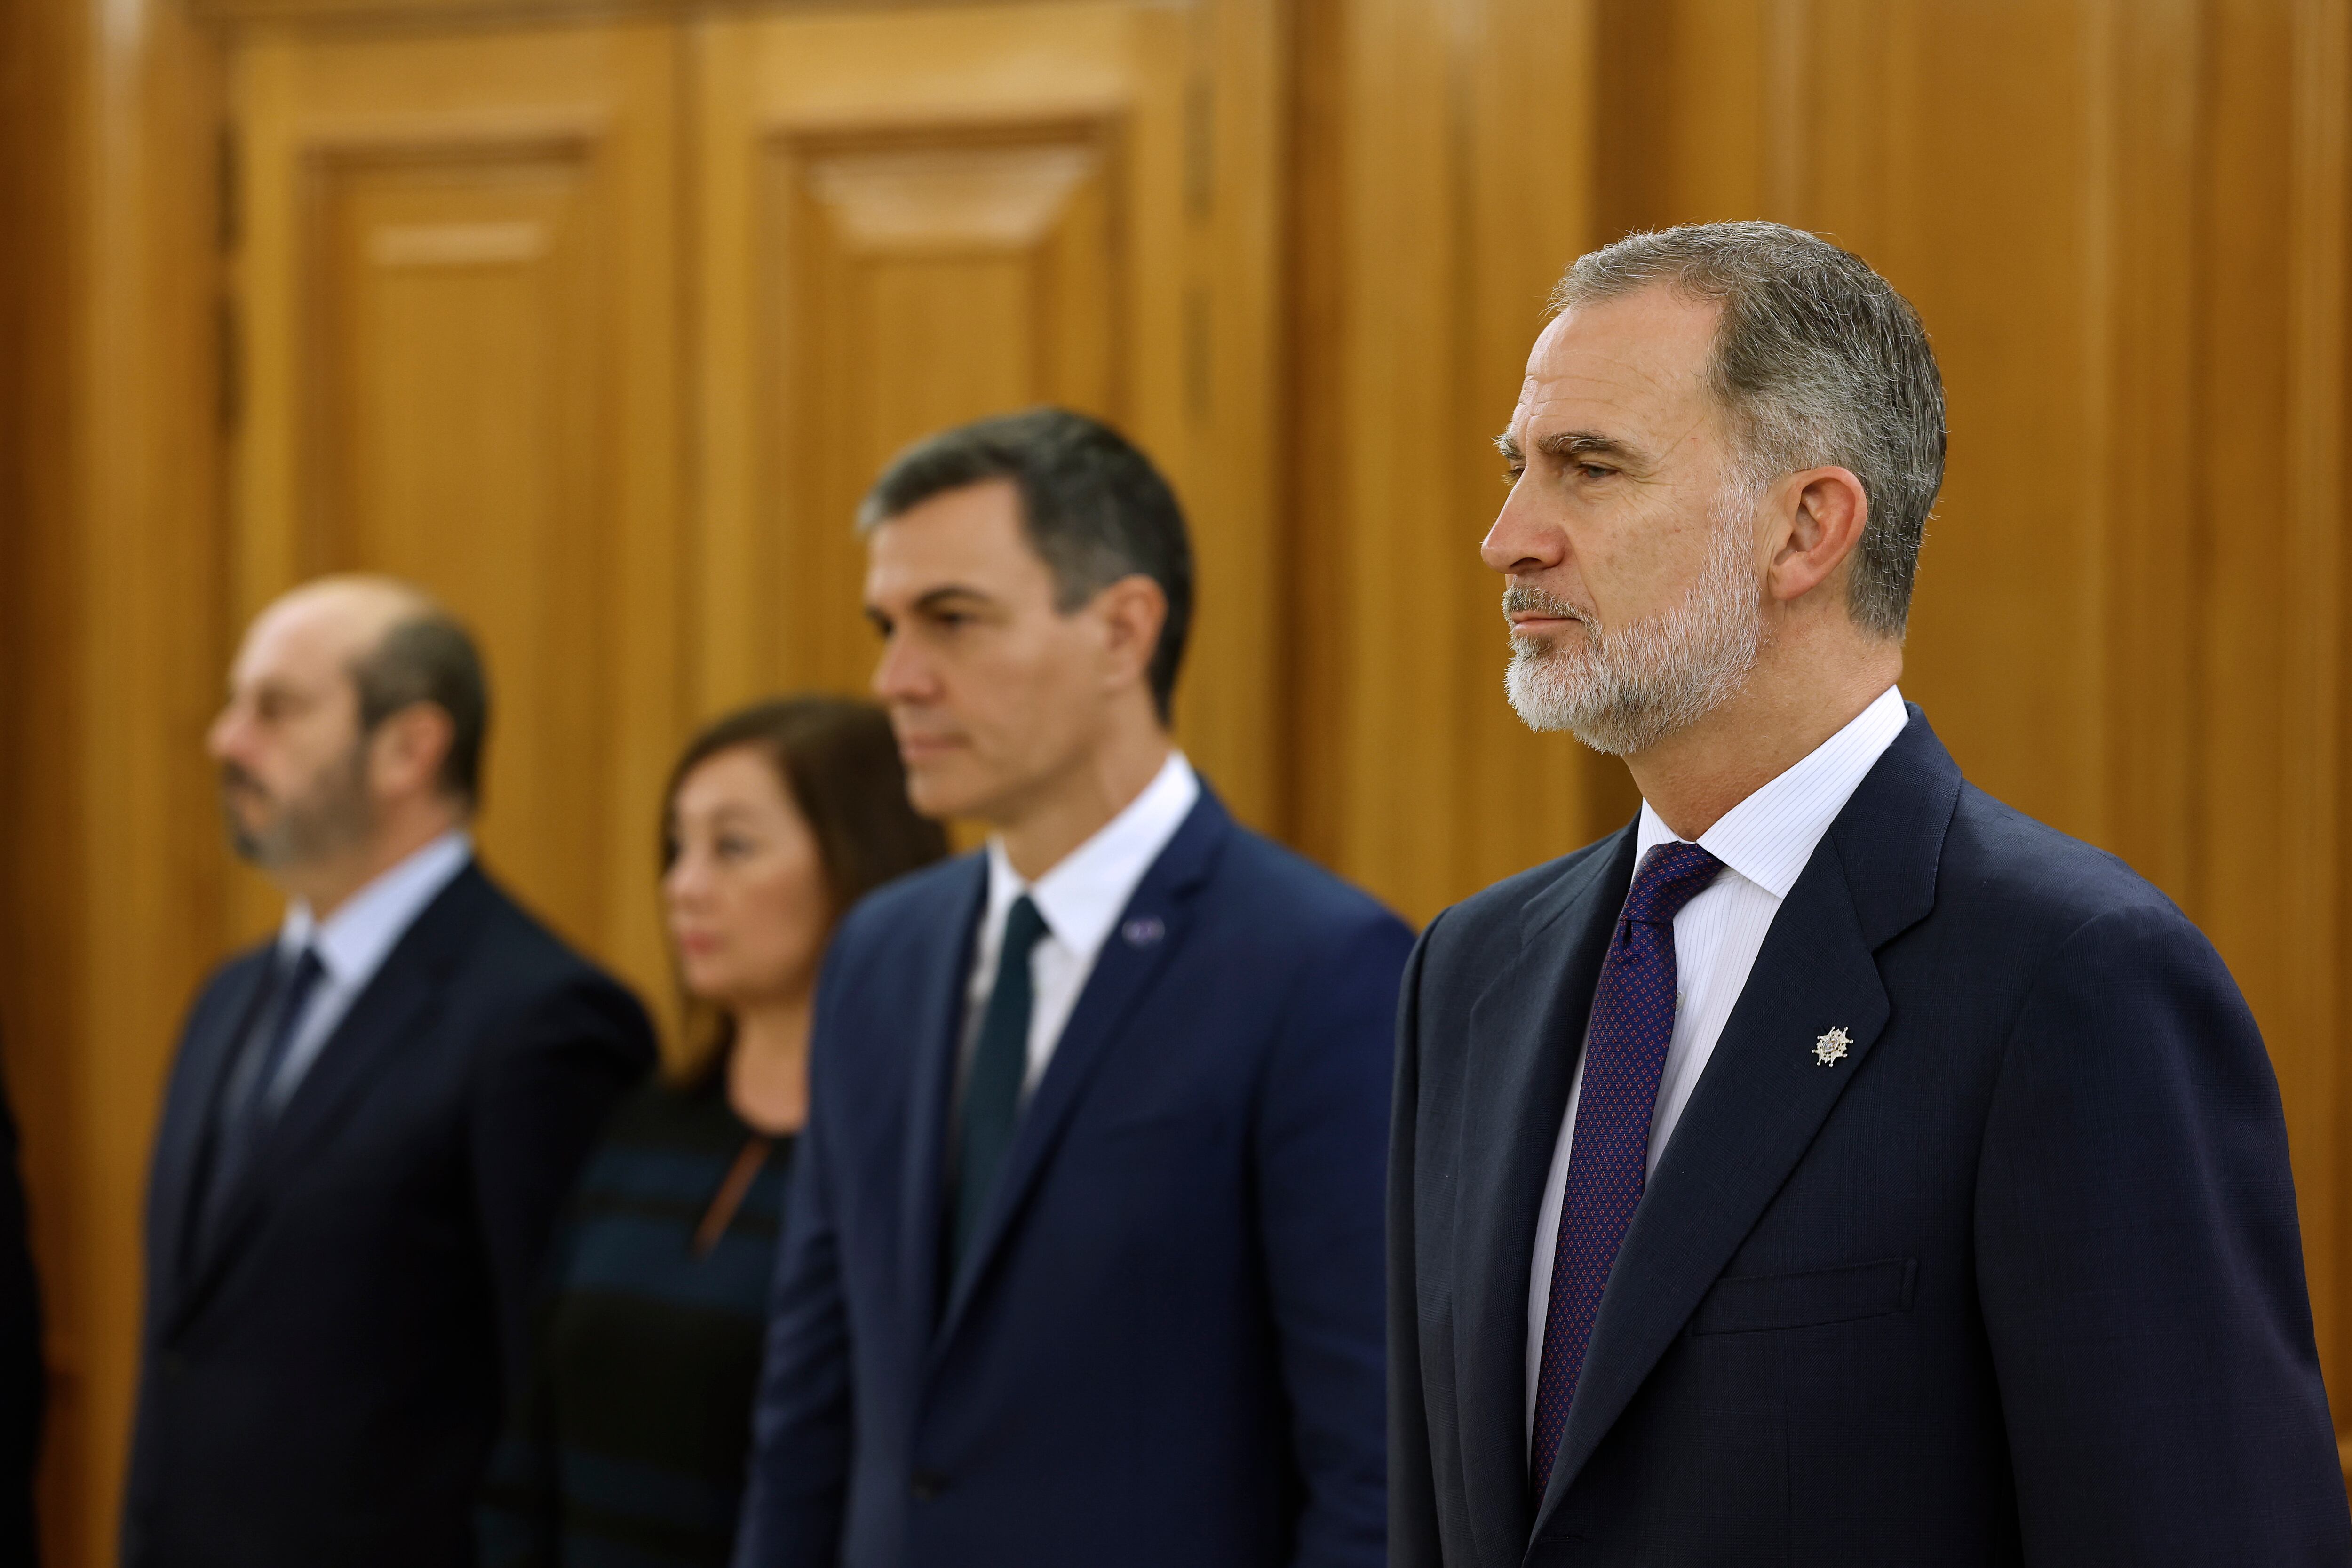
[226,19,683,1005]
[691,0,1284,828]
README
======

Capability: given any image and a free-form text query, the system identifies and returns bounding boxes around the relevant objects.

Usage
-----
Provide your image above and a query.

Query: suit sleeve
[1386,922,1441,1568]
[1975,903,2352,1562]
[469,974,655,1395]
[474,1220,575,1568]
[1253,909,1413,1568]
[732,942,857,1568]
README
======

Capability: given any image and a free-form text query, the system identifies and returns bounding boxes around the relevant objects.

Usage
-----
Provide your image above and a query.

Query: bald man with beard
[126,578,654,1568]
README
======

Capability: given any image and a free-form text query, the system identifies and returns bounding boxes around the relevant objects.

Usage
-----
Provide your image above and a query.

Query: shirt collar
[1635,685,1909,899]
[281,830,474,986]
[984,752,1201,962]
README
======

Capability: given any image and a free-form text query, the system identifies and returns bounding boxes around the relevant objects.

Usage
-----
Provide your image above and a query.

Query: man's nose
[205,704,243,763]
[871,636,926,701]
[1481,481,1566,577]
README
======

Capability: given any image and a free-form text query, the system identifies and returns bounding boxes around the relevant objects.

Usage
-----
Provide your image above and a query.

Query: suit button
[910,1472,946,1502]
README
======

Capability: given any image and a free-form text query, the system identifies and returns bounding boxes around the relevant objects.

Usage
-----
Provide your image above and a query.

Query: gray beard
[1503,512,1764,755]
[222,744,374,871]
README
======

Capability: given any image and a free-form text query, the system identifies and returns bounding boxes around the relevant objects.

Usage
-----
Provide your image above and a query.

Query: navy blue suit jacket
[126,863,654,1568]
[1390,711,2351,1565]
[736,787,1410,1568]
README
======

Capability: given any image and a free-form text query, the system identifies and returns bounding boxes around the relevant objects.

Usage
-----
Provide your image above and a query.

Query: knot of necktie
[1620,841,1724,928]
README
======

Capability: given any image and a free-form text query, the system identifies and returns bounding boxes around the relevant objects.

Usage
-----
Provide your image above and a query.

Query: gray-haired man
[1389,223,2347,1565]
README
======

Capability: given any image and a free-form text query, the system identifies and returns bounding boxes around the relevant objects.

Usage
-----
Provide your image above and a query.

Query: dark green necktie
[950,895,1048,1274]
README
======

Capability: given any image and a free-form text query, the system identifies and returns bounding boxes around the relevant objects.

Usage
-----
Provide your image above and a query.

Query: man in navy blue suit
[127,578,653,1568]
[1390,222,2352,1565]
[735,408,1410,1568]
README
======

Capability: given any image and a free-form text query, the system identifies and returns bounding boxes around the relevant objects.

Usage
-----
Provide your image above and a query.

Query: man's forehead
[1512,288,1720,436]
[864,479,1043,601]
[234,596,369,687]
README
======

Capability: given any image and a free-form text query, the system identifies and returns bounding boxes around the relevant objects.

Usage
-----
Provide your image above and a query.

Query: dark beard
[219,744,373,869]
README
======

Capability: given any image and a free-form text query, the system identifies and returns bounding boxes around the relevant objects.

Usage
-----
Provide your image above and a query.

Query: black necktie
[950,896,1048,1274]
[199,945,326,1244]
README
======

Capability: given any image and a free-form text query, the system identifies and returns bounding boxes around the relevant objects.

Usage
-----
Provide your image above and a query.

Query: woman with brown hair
[481,697,947,1568]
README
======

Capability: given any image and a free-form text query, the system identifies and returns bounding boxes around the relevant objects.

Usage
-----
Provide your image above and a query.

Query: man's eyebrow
[1534,428,1647,467]
[1491,428,1650,471]
[912,584,996,613]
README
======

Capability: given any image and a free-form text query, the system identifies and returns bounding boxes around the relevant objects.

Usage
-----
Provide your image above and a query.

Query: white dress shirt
[259,830,473,1110]
[1524,685,1910,1433]
[962,752,1200,1095]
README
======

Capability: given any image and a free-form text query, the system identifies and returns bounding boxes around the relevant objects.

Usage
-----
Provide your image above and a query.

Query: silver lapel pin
[1121,915,1166,948]
[1813,1026,1853,1067]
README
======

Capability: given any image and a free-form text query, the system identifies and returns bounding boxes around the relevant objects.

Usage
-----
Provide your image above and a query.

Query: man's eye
[1502,466,1525,487]
[1577,463,1615,481]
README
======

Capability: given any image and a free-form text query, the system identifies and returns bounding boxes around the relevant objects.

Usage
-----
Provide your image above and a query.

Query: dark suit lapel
[150,954,274,1310]
[898,855,988,1355]
[934,790,1232,1346]
[1530,712,1962,1537]
[1450,824,1637,1565]
[171,867,492,1327]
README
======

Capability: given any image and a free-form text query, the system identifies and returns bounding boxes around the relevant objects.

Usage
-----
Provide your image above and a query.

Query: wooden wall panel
[1289,0,1615,920]
[229,22,684,1012]
[0,0,227,1560]
[775,119,1124,697]
[312,141,613,938]
[692,0,1283,828]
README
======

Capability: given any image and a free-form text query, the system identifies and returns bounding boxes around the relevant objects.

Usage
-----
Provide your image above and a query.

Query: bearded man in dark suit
[127,578,653,1568]
[1389,222,2350,1565]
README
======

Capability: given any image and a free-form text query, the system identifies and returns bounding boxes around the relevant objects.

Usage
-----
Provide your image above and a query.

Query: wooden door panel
[777,121,1121,695]
[695,1,1281,826]
[309,143,609,937]
[230,24,680,1010]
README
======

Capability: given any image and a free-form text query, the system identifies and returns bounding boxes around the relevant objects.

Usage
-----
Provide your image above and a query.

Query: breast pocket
[1689,1258,1917,1335]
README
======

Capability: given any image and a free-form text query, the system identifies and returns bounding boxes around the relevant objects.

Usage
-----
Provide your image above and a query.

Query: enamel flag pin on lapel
[1813,1026,1853,1067]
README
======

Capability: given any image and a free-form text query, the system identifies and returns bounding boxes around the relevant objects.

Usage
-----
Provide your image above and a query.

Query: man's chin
[903,763,983,825]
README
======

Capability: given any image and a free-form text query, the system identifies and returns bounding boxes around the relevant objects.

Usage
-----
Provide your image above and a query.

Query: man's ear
[367,702,456,801]
[1764,465,1870,607]
[1093,575,1168,694]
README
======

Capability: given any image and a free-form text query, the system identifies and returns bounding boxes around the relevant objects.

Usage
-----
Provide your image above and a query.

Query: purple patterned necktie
[1529,840,1723,1496]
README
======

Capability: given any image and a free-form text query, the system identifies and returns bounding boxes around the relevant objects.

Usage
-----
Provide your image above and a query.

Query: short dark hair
[857,407,1195,722]
[662,695,950,1082]
[351,611,490,807]
[1555,222,1947,637]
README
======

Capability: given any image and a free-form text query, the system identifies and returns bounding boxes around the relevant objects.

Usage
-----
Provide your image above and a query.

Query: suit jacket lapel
[1529,712,1962,1538]
[1449,825,1635,1566]
[170,868,490,1329]
[898,856,988,1356]
[150,954,274,1313]
[934,790,1232,1347]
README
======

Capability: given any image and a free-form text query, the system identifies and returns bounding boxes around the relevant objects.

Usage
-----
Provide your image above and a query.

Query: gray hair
[1554,221,1946,637]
